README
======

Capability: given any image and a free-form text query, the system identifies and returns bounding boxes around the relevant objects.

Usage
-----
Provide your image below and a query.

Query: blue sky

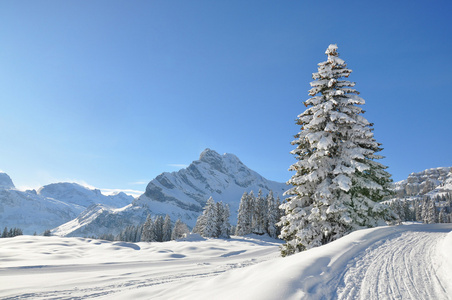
[1,0,451,195]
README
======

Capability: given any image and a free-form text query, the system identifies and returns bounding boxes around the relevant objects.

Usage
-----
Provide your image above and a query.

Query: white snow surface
[1,223,451,299]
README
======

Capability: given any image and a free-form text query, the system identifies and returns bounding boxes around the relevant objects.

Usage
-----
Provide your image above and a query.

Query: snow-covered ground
[1,223,451,299]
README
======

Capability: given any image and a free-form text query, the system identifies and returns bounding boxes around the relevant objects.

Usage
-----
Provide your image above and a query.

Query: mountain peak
[0,172,15,189]
[199,148,220,161]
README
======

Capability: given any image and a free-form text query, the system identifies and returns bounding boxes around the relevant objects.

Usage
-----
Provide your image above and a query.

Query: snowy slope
[0,173,134,235]
[1,223,451,299]
[54,149,287,237]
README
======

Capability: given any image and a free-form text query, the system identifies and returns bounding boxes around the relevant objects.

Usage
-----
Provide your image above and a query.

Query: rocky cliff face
[394,167,452,198]
[54,149,288,237]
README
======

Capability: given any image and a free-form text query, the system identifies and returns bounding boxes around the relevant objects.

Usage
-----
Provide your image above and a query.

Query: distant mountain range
[2,149,450,237]
[52,149,288,237]
[0,174,133,235]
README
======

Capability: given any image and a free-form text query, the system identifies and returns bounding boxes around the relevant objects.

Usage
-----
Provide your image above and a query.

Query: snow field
[0,223,451,299]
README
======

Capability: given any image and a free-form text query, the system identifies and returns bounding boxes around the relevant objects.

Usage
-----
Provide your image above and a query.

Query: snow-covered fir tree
[421,197,429,223]
[116,225,142,242]
[426,199,438,224]
[194,197,231,238]
[266,191,280,238]
[438,208,447,223]
[279,44,395,256]
[252,189,268,235]
[218,202,231,238]
[141,215,155,242]
[154,215,165,242]
[235,190,282,237]
[415,199,422,221]
[171,219,190,240]
[235,191,254,236]
[162,214,172,242]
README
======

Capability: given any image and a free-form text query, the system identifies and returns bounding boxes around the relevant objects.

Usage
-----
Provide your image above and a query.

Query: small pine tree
[154,215,164,242]
[162,215,172,242]
[202,197,218,238]
[266,191,279,238]
[438,208,447,223]
[235,191,255,236]
[421,197,429,223]
[252,189,268,235]
[2,227,8,238]
[217,202,230,238]
[141,215,155,242]
[236,192,251,236]
[415,199,422,221]
[171,219,190,240]
[426,199,438,224]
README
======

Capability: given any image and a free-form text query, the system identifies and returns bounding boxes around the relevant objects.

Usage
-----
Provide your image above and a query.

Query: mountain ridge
[53,149,288,237]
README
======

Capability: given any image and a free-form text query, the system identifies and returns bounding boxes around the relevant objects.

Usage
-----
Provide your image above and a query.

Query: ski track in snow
[336,230,449,300]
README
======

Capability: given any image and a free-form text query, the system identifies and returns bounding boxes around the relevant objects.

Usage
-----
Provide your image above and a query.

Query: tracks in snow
[336,230,450,300]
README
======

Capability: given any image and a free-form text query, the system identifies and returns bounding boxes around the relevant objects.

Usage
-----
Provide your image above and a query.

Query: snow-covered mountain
[37,182,133,209]
[394,167,452,198]
[0,172,15,189]
[0,173,134,235]
[53,149,288,237]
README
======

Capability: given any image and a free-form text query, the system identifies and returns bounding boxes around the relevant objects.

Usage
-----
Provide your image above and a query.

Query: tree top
[325,44,338,56]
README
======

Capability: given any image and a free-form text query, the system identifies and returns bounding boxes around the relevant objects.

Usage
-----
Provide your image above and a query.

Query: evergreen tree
[154,215,164,242]
[415,199,422,221]
[235,191,255,236]
[162,215,172,242]
[280,44,395,256]
[141,215,155,242]
[421,197,429,223]
[236,192,251,236]
[266,191,279,238]
[202,197,218,238]
[402,200,412,221]
[171,219,190,240]
[438,208,447,223]
[2,227,8,238]
[252,189,268,235]
[217,202,230,238]
[426,199,438,224]
[194,197,230,238]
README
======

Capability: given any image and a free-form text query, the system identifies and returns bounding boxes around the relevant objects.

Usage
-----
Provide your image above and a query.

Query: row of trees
[1,227,23,238]
[193,197,231,238]
[390,197,452,224]
[235,190,282,238]
[99,215,190,243]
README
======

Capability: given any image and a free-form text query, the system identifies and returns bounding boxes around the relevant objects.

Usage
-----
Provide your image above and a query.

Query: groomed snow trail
[336,228,450,300]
